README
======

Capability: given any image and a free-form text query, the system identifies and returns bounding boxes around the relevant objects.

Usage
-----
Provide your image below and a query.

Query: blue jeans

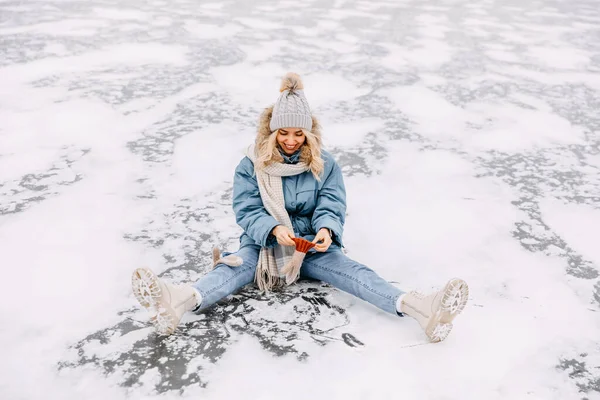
[193,245,404,315]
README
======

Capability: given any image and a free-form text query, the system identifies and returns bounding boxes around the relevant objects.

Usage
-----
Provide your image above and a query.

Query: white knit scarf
[245,145,310,291]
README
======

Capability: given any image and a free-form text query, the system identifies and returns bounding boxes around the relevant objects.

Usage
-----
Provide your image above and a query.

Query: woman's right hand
[272,225,296,246]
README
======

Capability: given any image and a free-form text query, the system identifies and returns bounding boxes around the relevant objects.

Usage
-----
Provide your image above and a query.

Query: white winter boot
[400,278,469,343]
[131,268,201,335]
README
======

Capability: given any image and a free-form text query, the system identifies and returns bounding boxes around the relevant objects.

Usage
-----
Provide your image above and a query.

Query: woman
[132,73,469,343]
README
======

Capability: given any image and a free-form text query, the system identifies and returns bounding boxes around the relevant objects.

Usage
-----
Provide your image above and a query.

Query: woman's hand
[272,225,296,246]
[312,228,332,252]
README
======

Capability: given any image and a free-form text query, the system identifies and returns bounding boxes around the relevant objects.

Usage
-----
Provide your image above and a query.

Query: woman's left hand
[312,228,332,252]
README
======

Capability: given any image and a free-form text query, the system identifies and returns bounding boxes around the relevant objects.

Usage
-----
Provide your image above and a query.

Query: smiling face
[276,127,306,155]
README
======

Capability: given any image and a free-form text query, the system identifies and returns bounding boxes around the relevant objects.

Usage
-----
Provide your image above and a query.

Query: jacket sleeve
[232,158,280,248]
[311,159,346,247]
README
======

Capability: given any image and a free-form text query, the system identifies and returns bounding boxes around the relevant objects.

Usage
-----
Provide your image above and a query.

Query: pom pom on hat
[279,72,304,92]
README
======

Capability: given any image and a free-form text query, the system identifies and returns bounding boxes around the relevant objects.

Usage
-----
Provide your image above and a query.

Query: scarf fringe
[255,268,284,292]
[256,249,283,292]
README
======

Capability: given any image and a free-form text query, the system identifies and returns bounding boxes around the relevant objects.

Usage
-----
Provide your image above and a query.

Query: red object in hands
[292,237,315,253]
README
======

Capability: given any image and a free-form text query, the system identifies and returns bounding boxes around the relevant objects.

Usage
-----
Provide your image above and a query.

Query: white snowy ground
[1,0,600,399]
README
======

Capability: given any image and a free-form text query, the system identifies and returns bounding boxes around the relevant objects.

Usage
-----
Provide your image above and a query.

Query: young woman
[132,73,469,343]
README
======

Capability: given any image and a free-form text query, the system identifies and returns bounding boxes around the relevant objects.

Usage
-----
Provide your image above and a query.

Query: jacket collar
[278,147,302,164]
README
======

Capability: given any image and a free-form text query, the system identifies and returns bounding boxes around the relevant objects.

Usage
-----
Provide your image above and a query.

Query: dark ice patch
[477,151,600,285]
[58,282,358,393]
[558,355,600,398]
[0,148,89,216]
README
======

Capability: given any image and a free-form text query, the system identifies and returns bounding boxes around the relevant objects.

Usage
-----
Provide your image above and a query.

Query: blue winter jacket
[232,149,346,252]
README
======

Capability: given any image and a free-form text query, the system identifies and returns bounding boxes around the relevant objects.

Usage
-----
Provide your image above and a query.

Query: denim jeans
[193,244,404,315]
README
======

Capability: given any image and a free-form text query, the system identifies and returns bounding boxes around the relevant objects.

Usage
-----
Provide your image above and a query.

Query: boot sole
[131,268,177,336]
[426,278,469,343]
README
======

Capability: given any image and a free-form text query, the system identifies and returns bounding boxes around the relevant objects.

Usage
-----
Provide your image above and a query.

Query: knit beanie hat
[269,72,313,132]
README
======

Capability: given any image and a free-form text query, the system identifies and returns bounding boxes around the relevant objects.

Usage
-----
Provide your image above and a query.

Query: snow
[1,0,600,399]
[381,40,455,71]
[322,118,385,148]
[527,46,593,69]
[485,49,521,63]
[463,102,586,151]
[234,18,284,30]
[0,43,188,84]
[168,123,250,198]
[383,84,586,152]
[0,20,111,36]
[211,62,285,106]
[384,84,473,138]
[540,200,600,267]
[302,73,369,109]
[93,8,151,21]
[184,22,242,39]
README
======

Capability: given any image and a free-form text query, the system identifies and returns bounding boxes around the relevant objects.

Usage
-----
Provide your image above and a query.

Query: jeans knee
[236,246,260,266]
[345,261,373,275]
[213,263,240,274]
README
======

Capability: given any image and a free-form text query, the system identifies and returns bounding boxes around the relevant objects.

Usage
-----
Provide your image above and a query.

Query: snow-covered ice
[1,0,599,399]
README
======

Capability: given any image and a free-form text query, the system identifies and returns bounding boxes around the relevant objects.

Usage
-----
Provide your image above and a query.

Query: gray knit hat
[269,72,313,132]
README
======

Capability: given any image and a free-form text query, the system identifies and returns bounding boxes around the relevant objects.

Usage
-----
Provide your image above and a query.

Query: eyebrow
[280,129,302,134]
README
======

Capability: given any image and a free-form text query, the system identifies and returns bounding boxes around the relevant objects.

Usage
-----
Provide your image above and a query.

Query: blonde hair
[255,128,324,180]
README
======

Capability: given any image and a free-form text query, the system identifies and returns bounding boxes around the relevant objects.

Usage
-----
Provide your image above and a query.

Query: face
[276,127,306,155]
